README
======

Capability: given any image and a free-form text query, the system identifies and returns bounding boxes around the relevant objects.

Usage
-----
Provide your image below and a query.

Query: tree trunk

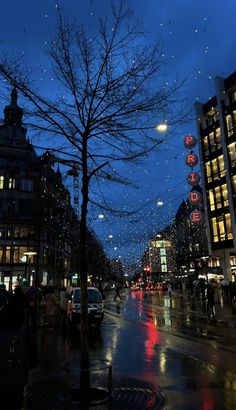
[79,134,90,401]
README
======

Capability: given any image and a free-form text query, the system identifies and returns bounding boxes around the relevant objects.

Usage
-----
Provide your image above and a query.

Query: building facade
[195,71,236,280]
[0,89,74,289]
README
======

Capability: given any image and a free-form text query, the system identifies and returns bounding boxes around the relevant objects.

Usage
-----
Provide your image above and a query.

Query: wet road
[31,289,236,409]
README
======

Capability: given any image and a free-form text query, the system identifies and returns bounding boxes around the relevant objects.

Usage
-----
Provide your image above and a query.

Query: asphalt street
[27,289,236,409]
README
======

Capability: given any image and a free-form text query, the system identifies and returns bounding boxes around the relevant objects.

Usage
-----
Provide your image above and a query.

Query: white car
[67,287,104,328]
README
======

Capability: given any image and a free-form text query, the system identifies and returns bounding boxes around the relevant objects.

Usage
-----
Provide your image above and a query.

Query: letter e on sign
[190,210,203,223]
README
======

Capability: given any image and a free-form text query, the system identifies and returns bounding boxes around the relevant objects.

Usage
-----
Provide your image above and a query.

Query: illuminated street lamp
[157,200,164,207]
[156,122,168,133]
[98,213,105,219]
[24,251,37,284]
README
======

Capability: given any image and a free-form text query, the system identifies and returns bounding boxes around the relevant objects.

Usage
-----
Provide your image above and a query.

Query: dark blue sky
[1,0,236,264]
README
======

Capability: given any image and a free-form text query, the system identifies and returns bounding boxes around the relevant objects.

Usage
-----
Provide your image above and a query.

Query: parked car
[67,287,104,328]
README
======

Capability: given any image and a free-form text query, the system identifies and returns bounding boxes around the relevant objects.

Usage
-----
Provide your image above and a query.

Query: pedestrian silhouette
[207,283,215,319]
[0,299,38,409]
[114,283,122,301]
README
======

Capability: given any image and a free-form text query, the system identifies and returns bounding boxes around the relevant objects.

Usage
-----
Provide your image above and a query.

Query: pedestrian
[45,287,58,329]
[167,282,172,298]
[114,283,122,301]
[207,283,215,318]
[59,286,68,327]
[0,299,38,410]
[0,283,10,311]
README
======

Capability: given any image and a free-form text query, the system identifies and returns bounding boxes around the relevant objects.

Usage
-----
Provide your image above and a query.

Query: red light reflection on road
[145,320,159,361]
[201,388,215,410]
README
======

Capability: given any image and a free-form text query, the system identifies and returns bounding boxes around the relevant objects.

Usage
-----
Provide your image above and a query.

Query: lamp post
[24,251,37,285]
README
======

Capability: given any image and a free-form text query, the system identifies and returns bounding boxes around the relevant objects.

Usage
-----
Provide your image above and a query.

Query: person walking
[114,283,122,302]
[0,283,10,311]
[167,282,172,298]
[59,287,68,327]
[45,287,58,329]
[207,282,215,319]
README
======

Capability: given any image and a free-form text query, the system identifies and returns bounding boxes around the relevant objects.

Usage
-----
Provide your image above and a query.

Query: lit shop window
[0,247,3,263]
[8,178,15,189]
[161,265,167,272]
[0,176,4,189]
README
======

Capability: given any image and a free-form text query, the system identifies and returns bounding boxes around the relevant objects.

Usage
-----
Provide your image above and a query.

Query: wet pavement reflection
[30,289,236,409]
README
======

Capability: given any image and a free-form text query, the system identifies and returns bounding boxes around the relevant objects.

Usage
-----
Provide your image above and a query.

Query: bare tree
[0,0,187,401]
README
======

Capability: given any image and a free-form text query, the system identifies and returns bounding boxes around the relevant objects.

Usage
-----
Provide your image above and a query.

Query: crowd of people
[0,283,70,329]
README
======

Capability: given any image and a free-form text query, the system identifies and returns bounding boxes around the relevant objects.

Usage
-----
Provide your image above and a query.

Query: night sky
[1,0,236,265]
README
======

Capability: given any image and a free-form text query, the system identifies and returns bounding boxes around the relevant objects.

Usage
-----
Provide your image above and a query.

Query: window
[6,227,13,237]
[0,176,4,189]
[8,178,15,189]
[0,227,4,238]
[232,176,236,194]
[228,142,236,167]
[221,184,229,207]
[218,218,225,240]
[212,159,218,180]
[209,189,215,211]
[225,214,233,240]
[160,248,166,256]
[161,265,167,272]
[215,128,221,149]
[161,256,167,264]
[211,218,218,242]
[0,247,3,263]
[203,136,209,156]
[20,179,33,192]
[211,214,232,242]
[215,186,221,209]
[209,132,215,152]
[206,162,212,183]
[13,246,29,263]
[218,156,225,178]
[5,246,11,263]
[226,114,234,136]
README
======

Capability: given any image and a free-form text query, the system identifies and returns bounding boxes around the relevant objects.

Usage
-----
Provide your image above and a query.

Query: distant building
[148,227,176,282]
[195,71,236,280]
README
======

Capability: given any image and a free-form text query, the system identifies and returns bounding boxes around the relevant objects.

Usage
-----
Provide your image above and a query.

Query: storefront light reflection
[159,350,166,373]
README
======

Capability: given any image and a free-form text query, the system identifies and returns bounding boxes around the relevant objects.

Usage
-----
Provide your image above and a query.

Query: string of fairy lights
[0,0,236,263]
